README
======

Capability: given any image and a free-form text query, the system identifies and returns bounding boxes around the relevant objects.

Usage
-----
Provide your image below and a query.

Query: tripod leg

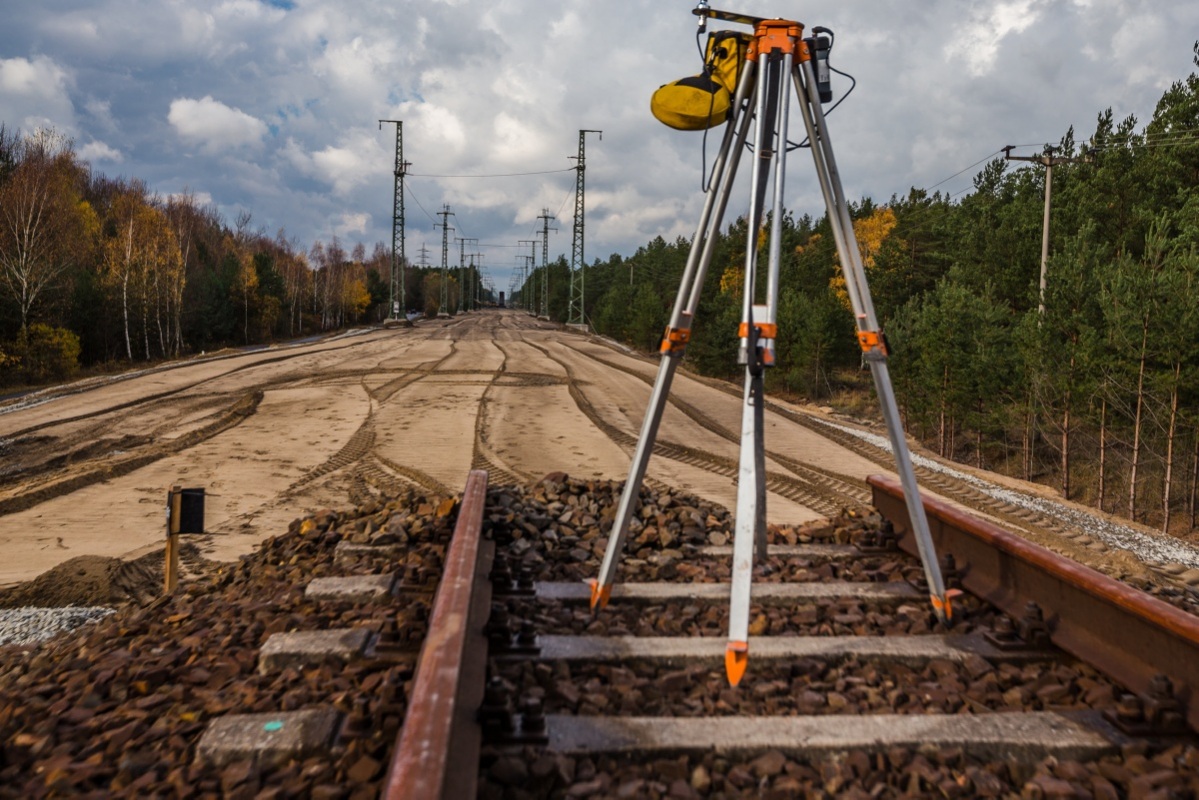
[590,355,679,609]
[792,59,953,622]
[590,59,760,612]
[726,363,765,685]
[726,49,789,685]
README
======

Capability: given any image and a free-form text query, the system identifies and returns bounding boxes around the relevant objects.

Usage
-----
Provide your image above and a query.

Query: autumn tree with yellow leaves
[827,206,898,309]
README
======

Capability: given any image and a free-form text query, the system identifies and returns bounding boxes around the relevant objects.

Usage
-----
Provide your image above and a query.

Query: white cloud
[84,98,117,132]
[0,55,75,131]
[78,140,123,163]
[168,96,268,152]
[286,129,386,196]
[166,191,215,207]
[336,212,370,236]
[310,144,373,195]
[945,0,1043,77]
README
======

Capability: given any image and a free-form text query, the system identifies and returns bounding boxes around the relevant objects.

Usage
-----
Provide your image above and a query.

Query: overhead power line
[404,183,438,226]
[407,167,576,178]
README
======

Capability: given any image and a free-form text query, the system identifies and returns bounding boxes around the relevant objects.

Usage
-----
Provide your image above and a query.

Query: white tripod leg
[590,57,759,612]
[793,56,954,622]
[726,364,765,684]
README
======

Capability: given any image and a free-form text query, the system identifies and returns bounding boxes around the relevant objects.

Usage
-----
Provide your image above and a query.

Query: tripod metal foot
[725,641,749,686]
[587,578,612,613]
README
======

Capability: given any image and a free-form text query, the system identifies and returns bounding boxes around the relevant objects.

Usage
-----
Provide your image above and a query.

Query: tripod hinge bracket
[738,321,777,340]
[857,329,889,356]
[659,326,692,354]
[748,19,805,59]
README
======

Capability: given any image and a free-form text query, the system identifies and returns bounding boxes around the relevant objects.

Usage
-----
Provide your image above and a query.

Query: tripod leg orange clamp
[659,326,692,354]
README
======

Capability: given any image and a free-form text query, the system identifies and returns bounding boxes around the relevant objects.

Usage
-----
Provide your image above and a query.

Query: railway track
[386,471,1199,799]
[4,470,1199,796]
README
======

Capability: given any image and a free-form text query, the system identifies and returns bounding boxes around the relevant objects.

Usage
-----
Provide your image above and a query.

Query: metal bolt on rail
[858,520,900,554]
[516,563,536,594]
[376,611,403,651]
[513,619,541,656]
[342,696,373,739]
[479,676,517,742]
[1018,601,1053,649]
[486,602,514,652]
[516,697,549,745]
[589,3,953,687]
[1106,677,1188,737]
[984,615,1024,651]
[491,553,516,593]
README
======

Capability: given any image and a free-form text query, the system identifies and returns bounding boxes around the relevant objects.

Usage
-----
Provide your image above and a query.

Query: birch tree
[0,130,83,332]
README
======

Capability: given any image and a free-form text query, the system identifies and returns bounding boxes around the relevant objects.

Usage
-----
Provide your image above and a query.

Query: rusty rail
[384,469,492,800]
[869,474,1199,731]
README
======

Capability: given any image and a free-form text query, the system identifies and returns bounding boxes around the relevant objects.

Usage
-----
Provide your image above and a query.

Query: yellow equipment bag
[651,30,751,131]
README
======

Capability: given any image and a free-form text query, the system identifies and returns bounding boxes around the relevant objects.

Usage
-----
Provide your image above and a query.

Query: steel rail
[869,474,1199,731]
[384,469,492,800]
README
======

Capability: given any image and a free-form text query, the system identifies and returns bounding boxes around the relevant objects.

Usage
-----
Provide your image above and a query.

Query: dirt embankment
[0,547,205,609]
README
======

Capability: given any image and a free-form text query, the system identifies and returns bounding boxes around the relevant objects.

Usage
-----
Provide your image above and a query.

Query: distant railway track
[573,336,1140,564]
[0,331,398,438]
[0,389,265,517]
[472,339,539,489]
[524,339,862,519]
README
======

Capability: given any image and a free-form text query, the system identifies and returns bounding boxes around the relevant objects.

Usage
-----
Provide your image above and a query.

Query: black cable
[784,29,855,151]
[408,167,574,178]
[698,29,718,191]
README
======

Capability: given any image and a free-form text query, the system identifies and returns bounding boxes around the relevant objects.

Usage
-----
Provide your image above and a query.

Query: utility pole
[462,238,478,311]
[455,236,468,314]
[469,255,476,308]
[524,256,536,311]
[569,130,602,328]
[537,209,556,319]
[518,240,538,315]
[513,256,527,310]
[416,243,431,267]
[378,120,411,319]
[471,252,483,308]
[435,205,455,316]
[1003,145,1093,315]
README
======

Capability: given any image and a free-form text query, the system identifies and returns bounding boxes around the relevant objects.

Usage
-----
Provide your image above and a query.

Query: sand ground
[0,310,1185,590]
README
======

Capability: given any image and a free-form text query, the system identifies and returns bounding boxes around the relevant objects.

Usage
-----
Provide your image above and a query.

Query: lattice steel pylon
[518,239,538,315]
[435,205,454,316]
[568,130,602,328]
[379,120,410,319]
[537,210,555,319]
[455,236,468,314]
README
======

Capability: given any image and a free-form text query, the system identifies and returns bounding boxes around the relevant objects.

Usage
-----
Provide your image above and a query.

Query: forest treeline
[0,126,485,387]
[519,43,1199,534]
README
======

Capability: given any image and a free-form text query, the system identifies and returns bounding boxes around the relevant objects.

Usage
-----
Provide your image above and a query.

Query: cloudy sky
[2,1,1197,294]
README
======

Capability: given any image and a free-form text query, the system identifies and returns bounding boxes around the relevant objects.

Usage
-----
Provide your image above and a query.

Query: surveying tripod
[590,6,956,686]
